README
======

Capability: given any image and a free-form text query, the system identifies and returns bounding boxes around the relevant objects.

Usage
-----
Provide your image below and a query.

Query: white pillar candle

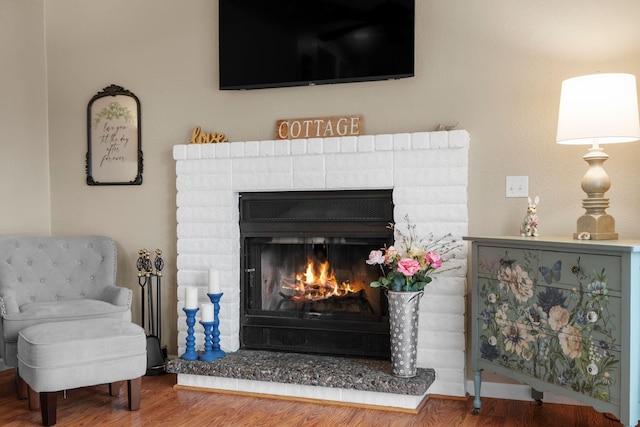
[200,303,214,322]
[208,269,221,294]
[185,286,198,309]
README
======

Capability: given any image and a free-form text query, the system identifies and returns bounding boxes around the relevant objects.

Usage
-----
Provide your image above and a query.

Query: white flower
[487,293,497,303]
[587,363,599,376]
[587,311,599,323]
[488,336,497,346]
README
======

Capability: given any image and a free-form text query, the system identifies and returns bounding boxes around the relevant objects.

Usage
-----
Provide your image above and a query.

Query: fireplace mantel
[173,130,469,405]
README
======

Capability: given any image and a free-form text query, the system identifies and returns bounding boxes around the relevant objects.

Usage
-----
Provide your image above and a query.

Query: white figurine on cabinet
[520,196,539,237]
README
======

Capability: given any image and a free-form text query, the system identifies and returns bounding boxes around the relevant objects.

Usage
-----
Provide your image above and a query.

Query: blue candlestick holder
[198,321,217,362]
[181,307,199,360]
[207,293,227,360]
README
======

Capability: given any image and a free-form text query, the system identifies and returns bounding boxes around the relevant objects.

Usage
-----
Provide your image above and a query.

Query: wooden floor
[0,368,633,426]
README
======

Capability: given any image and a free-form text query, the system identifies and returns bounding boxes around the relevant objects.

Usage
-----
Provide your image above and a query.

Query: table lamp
[556,73,640,240]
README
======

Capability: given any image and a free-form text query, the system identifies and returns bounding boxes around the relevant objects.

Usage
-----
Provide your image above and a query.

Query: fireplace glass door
[240,190,393,358]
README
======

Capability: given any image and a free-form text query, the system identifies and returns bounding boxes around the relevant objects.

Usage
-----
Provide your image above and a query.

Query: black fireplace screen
[240,190,393,358]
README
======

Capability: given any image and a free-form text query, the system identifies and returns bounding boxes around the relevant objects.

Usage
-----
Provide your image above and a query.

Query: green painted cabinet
[466,236,640,427]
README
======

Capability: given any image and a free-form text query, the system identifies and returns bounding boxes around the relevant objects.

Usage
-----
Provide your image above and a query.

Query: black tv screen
[219,0,415,90]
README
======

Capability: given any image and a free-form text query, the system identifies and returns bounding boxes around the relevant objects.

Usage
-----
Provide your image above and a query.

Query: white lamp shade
[556,73,640,145]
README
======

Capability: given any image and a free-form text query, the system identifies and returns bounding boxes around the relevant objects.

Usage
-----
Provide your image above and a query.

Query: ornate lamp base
[574,213,618,240]
[573,146,618,241]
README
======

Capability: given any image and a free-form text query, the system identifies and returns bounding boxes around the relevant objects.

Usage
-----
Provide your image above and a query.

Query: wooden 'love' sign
[188,126,228,144]
[276,115,363,140]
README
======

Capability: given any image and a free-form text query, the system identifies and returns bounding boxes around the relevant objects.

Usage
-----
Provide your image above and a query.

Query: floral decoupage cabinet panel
[476,246,621,403]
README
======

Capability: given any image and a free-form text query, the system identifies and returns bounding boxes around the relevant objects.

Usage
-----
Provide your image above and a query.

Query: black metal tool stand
[137,249,167,376]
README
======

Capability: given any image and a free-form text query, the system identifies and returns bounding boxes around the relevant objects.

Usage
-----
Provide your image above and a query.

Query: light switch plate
[506,176,528,198]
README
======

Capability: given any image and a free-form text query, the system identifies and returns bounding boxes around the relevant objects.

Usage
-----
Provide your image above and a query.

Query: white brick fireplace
[173,130,469,400]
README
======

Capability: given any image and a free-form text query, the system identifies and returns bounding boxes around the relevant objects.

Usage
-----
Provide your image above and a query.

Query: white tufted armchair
[0,236,132,369]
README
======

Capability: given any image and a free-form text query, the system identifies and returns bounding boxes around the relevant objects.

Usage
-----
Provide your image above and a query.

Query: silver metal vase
[387,290,423,378]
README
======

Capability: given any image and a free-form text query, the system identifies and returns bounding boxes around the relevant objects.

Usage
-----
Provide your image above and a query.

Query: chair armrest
[0,294,19,317]
[98,286,132,309]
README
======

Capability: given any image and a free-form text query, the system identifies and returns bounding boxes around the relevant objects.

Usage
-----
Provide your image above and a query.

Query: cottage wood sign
[276,115,363,140]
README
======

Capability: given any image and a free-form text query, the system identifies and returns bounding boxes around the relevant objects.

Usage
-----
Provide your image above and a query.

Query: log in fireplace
[239,189,393,358]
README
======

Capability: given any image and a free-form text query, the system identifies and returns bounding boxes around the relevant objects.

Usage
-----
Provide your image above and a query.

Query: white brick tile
[431,368,466,385]
[177,238,238,255]
[307,138,323,154]
[176,158,231,176]
[421,313,464,333]
[422,331,466,351]
[214,142,230,158]
[323,137,341,153]
[411,132,430,149]
[394,203,468,224]
[340,136,357,153]
[228,141,245,158]
[177,190,237,208]
[421,295,465,315]
[374,134,393,150]
[449,130,470,148]
[173,144,188,160]
[233,173,293,191]
[176,206,236,224]
[326,151,388,172]
[202,143,218,158]
[357,135,374,152]
[177,223,240,239]
[418,349,465,370]
[393,185,468,206]
[244,140,260,157]
[176,175,231,191]
[274,139,291,156]
[259,139,276,156]
[177,254,238,271]
[430,131,449,148]
[393,133,411,150]
[291,139,307,155]
[293,173,327,190]
[186,143,202,159]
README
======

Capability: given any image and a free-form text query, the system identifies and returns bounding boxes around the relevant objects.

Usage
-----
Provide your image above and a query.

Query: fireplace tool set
[136,248,167,375]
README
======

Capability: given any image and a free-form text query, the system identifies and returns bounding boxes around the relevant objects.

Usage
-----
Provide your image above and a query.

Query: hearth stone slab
[167,350,435,396]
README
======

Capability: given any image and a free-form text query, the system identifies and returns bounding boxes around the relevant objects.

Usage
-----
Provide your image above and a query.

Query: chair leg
[109,381,124,397]
[15,370,28,400]
[40,391,57,426]
[127,377,141,411]
[27,384,40,410]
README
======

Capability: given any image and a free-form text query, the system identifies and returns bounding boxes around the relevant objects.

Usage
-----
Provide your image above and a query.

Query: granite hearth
[167,350,435,411]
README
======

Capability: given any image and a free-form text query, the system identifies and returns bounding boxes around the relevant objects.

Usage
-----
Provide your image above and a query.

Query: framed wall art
[86,84,143,185]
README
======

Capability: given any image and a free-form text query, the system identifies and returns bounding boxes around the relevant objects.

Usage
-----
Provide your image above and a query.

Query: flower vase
[387,290,423,378]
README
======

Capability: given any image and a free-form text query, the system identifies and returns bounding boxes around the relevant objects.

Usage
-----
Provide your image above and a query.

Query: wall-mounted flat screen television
[219,0,415,90]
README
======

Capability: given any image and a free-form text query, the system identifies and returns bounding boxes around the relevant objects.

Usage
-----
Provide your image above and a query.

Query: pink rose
[366,250,385,265]
[397,258,421,277]
[424,251,442,269]
[385,246,399,264]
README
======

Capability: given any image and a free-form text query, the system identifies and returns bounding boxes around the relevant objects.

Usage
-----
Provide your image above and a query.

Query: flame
[282,258,359,302]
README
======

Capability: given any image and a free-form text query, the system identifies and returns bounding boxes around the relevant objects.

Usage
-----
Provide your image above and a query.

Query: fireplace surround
[173,129,469,405]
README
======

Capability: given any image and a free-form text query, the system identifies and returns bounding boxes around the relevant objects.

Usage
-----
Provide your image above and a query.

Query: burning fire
[282,258,359,302]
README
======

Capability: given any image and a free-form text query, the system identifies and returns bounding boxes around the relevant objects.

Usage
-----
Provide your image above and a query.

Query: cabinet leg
[531,388,543,405]
[472,370,482,415]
